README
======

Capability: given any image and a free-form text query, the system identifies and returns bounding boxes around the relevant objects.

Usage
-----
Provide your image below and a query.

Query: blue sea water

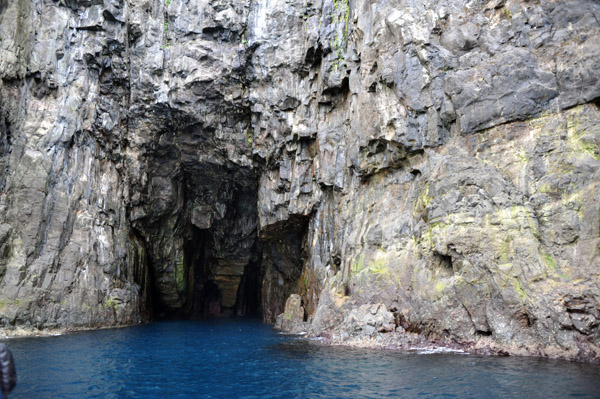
[5,319,600,399]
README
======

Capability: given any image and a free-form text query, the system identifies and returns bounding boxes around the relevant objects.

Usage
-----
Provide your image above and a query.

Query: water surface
[6,319,600,398]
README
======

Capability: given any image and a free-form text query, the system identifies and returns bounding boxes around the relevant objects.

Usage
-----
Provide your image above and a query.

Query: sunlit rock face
[1,0,599,361]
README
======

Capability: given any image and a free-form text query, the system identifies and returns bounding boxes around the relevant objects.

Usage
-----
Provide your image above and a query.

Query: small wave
[411,346,467,355]
[277,331,308,336]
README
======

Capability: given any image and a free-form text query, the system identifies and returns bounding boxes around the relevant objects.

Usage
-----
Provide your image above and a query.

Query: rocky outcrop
[274,294,308,334]
[0,0,599,362]
[251,0,600,362]
[294,104,600,361]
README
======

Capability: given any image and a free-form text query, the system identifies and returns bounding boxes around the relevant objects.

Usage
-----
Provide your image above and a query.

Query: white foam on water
[411,346,468,355]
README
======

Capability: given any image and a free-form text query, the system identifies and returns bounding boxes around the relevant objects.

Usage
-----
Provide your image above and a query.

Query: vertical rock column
[0,0,151,330]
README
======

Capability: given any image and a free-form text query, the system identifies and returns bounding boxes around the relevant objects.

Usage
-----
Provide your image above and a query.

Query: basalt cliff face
[0,0,599,362]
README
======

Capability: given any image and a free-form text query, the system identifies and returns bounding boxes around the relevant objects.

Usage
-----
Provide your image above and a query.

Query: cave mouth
[150,227,263,321]
[129,103,270,321]
[146,214,312,323]
[147,186,264,321]
[132,118,309,322]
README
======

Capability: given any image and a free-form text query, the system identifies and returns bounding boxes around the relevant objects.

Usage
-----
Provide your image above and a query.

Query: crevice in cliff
[127,229,156,322]
[0,114,11,194]
[260,215,310,323]
[235,255,262,316]
[183,226,212,318]
[321,76,349,98]
[433,252,454,275]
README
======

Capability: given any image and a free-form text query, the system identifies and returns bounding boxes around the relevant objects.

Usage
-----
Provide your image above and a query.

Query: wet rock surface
[0,0,599,362]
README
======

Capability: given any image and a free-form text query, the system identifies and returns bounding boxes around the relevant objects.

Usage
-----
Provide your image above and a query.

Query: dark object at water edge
[0,343,16,398]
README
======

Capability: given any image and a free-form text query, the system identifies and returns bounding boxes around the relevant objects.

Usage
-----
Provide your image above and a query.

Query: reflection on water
[6,320,600,399]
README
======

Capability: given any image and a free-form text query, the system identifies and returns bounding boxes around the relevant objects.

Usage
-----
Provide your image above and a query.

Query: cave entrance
[182,225,263,319]
[147,187,263,321]
[137,196,311,323]
[130,104,266,322]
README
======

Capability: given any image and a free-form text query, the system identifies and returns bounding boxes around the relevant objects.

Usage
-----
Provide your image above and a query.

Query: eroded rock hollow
[0,0,599,362]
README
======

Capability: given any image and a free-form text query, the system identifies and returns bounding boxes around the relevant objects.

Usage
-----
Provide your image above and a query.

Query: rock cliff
[0,0,599,362]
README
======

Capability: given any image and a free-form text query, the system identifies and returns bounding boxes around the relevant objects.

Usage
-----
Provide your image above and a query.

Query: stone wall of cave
[132,168,308,321]
[125,104,308,321]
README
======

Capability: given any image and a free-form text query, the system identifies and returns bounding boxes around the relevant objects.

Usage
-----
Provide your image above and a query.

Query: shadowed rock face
[1,0,600,361]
